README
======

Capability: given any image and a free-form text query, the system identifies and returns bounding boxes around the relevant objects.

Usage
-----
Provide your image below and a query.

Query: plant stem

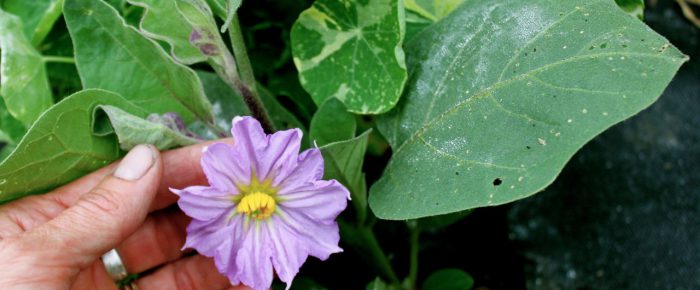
[406,221,420,290]
[227,14,257,95]
[225,14,275,132]
[339,220,400,284]
[42,56,75,64]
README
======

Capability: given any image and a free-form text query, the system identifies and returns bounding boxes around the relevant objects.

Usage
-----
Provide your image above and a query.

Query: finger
[0,140,225,236]
[117,207,190,274]
[135,255,239,290]
[22,144,162,268]
[70,260,120,290]
[50,139,230,212]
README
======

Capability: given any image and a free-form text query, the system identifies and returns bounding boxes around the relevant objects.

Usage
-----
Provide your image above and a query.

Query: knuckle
[80,188,122,216]
[174,264,199,290]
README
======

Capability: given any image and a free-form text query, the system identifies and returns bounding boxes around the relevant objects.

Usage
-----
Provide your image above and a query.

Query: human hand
[0,143,249,290]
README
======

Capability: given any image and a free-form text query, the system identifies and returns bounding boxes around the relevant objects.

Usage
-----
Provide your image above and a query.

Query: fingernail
[114,144,156,180]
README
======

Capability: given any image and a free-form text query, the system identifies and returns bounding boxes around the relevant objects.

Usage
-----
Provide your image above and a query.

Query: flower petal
[278,148,324,192]
[173,186,232,221]
[278,209,343,260]
[280,180,349,222]
[265,220,307,289]
[201,143,251,191]
[183,214,230,255]
[235,223,274,290]
[230,116,302,182]
[264,128,302,184]
[213,215,247,285]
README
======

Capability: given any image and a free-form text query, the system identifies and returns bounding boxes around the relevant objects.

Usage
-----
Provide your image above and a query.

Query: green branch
[224,13,274,133]
[42,56,75,64]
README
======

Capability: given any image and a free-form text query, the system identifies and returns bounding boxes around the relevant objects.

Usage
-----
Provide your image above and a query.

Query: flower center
[236,192,276,220]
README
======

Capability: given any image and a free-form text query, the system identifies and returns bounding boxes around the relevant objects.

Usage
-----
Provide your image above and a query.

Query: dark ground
[506,1,700,289]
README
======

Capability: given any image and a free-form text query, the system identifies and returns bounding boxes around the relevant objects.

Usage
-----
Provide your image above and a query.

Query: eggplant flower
[172,116,349,290]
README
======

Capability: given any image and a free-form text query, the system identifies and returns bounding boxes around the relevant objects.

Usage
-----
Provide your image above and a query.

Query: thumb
[26,144,162,267]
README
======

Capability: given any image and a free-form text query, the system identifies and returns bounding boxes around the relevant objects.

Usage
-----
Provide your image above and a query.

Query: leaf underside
[0,90,145,203]
[64,0,214,124]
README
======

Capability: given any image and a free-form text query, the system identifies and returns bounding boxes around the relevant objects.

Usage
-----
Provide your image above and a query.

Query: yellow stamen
[236,192,276,220]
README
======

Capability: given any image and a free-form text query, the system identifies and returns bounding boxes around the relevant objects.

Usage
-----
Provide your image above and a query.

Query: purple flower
[172,116,349,290]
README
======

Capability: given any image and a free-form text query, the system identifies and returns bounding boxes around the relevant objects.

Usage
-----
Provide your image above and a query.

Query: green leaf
[2,0,64,46]
[366,277,397,290]
[205,0,227,19]
[405,0,464,21]
[195,71,307,137]
[0,9,55,127]
[320,130,371,223]
[220,0,242,33]
[370,0,687,219]
[64,0,214,125]
[0,98,26,144]
[126,0,207,64]
[196,70,249,132]
[422,269,474,290]
[174,0,237,75]
[614,0,644,20]
[0,144,16,162]
[291,0,407,114]
[404,0,464,40]
[258,85,308,134]
[0,89,145,203]
[99,106,200,150]
[309,98,356,147]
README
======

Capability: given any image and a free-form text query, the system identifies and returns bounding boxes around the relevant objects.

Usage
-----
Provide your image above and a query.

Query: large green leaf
[309,98,356,147]
[99,106,200,150]
[64,0,214,124]
[291,0,407,114]
[0,89,145,203]
[422,269,474,290]
[0,98,25,144]
[125,0,207,64]
[404,0,463,40]
[320,130,371,223]
[0,9,54,127]
[2,0,64,46]
[370,0,687,219]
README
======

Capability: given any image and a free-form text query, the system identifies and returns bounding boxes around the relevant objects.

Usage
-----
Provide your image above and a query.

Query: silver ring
[101,248,128,282]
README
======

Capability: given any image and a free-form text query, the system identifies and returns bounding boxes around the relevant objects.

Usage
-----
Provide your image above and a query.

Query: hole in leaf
[455,171,460,175]
[493,178,503,186]
[526,146,531,150]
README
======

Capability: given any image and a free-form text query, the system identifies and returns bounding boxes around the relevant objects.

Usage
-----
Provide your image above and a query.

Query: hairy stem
[225,14,275,132]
